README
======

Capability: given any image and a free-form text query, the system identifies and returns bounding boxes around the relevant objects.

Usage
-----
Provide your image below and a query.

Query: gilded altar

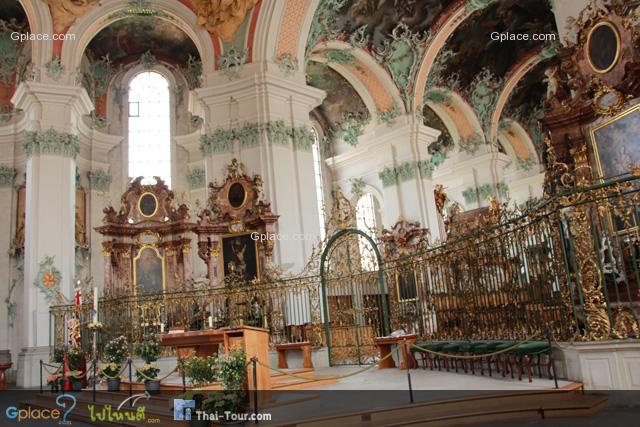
[95,177,195,297]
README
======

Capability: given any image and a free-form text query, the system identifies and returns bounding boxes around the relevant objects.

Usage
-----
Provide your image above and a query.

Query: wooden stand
[374,335,418,370]
[0,363,11,390]
[159,326,271,390]
[275,342,313,369]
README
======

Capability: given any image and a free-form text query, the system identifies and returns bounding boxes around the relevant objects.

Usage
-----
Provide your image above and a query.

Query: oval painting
[587,22,620,73]
[139,193,158,217]
[228,182,246,208]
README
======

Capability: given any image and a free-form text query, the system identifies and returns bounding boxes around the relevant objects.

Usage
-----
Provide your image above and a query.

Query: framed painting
[133,245,165,294]
[221,233,259,283]
[590,103,640,180]
[585,21,621,74]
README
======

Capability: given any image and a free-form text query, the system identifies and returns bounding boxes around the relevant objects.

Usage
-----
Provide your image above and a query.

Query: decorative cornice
[0,165,17,187]
[379,155,445,187]
[266,120,290,146]
[87,169,111,192]
[186,167,205,190]
[24,129,80,160]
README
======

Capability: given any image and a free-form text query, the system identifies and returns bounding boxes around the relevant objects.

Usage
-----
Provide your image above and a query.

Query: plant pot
[145,379,160,395]
[107,377,121,392]
[71,379,83,392]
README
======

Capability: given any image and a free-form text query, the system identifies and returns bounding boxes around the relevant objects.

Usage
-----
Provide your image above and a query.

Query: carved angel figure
[192,0,259,42]
[43,0,99,33]
[543,67,559,101]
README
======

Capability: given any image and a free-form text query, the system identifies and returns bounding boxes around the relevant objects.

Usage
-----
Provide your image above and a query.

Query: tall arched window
[128,71,171,187]
[311,128,326,241]
[356,192,378,271]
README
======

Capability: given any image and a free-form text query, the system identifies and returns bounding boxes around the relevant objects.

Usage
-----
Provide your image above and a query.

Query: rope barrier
[98,362,129,379]
[42,363,63,375]
[255,346,401,381]
[131,362,178,382]
[410,332,541,360]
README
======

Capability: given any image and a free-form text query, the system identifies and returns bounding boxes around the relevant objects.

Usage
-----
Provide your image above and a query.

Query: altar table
[159,326,271,390]
[275,342,313,369]
[374,334,418,370]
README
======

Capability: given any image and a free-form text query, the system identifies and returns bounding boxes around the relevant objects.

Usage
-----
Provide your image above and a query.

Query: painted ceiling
[0,0,29,29]
[86,16,200,67]
[307,61,369,135]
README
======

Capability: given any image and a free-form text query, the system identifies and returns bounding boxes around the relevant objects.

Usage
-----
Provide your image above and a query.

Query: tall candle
[208,316,213,329]
[160,323,165,333]
[92,287,98,323]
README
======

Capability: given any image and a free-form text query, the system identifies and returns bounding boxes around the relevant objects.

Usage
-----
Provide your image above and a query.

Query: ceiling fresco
[307,61,369,135]
[86,16,200,67]
[0,0,29,29]
[422,104,453,154]
[439,0,557,90]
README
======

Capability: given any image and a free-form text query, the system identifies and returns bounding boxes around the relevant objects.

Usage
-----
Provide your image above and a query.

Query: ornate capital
[0,165,17,187]
[24,129,80,160]
[87,169,111,192]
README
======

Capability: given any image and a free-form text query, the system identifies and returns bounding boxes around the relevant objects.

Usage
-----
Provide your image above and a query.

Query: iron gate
[320,228,390,365]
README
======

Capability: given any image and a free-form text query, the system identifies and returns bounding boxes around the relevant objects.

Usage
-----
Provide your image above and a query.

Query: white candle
[92,287,98,323]
[160,323,165,333]
[208,316,213,328]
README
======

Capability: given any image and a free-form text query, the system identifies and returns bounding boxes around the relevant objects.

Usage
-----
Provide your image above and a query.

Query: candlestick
[92,287,98,323]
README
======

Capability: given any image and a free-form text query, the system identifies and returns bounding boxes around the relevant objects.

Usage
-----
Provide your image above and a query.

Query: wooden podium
[159,326,271,390]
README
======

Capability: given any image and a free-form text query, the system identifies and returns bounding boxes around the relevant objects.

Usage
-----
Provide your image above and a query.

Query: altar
[159,326,271,390]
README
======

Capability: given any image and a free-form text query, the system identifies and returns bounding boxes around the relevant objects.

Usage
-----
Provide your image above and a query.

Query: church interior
[0,0,639,425]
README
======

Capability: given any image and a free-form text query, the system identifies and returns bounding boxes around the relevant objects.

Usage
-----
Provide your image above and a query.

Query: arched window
[128,71,171,187]
[311,128,326,241]
[356,192,378,271]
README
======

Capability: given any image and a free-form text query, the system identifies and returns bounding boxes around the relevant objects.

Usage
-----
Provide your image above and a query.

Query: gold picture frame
[585,21,621,74]
[220,232,260,282]
[227,180,249,210]
[138,192,159,218]
[133,244,166,295]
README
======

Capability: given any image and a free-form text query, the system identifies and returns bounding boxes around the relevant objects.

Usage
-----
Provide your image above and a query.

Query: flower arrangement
[66,346,85,370]
[183,356,218,387]
[103,336,128,365]
[87,321,103,330]
[202,350,247,419]
[47,373,63,386]
[135,334,161,382]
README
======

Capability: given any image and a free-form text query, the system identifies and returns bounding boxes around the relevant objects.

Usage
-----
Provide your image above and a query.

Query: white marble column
[12,82,91,387]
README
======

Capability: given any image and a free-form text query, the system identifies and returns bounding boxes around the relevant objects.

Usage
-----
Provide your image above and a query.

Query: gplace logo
[5,394,76,423]
[173,399,196,421]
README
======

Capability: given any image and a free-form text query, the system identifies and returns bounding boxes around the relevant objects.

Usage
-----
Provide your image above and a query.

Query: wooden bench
[275,342,313,369]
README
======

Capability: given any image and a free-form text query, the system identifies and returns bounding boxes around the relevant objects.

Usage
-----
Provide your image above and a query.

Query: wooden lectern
[159,326,271,390]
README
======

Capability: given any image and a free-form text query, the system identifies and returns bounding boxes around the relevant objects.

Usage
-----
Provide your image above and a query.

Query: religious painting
[586,21,620,74]
[395,270,418,302]
[12,185,25,251]
[75,187,87,247]
[134,246,165,294]
[590,103,640,180]
[138,192,158,217]
[221,233,259,283]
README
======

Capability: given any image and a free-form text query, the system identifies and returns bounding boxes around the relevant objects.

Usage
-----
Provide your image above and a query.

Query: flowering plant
[100,362,121,378]
[47,373,63,386]
[135,334,161,364]
[66,347,85,370]
[104,335,128,365]
[135,363,160,382]
[87,321,103,330]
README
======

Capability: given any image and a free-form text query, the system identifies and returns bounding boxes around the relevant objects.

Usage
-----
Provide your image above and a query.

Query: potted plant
[47,373,63,393]
[203,350,247,425]
[183,356,218,387]
[101,335,128,392]
[66,346,84,371]
[135,334,161,394]
[65,370,84,391]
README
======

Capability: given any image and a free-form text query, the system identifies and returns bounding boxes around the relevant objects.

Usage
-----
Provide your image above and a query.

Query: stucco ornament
[192,0,258,42]
[34,255,62,303]
[43,0,99,33]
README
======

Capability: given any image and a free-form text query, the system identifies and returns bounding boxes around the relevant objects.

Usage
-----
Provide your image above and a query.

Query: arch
[308,41,405,120]
[60,0,215,81]
[269,0,319,72]
[18,0,53,68]
[413,1,484,111]
[425,88,485,146]
[498,119,539,162]
[489,47,555,142]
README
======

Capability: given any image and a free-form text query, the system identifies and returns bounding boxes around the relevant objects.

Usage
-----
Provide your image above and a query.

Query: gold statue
[192,0,259,42]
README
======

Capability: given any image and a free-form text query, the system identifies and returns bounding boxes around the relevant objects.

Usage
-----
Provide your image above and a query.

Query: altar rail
[50,173,640,354]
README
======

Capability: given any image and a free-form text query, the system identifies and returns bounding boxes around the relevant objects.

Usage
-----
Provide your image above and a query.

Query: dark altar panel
[134,245,165,294]
[221,233,259,282]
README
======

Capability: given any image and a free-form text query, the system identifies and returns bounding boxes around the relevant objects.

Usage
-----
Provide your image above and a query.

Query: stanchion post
[39,360,43,394]
[251,357,258,424]
[128,359,133,407]
[403,340,414,404]
[92,358,97,402]
[545,328,559,389]
[181,360,186,393]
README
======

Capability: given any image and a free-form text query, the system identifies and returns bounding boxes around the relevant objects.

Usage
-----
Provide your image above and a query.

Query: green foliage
[218,350,247,391]
[183,356,219,387]
[66,347,85,370]
[135,363,160,382]
[135,334,160,363]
